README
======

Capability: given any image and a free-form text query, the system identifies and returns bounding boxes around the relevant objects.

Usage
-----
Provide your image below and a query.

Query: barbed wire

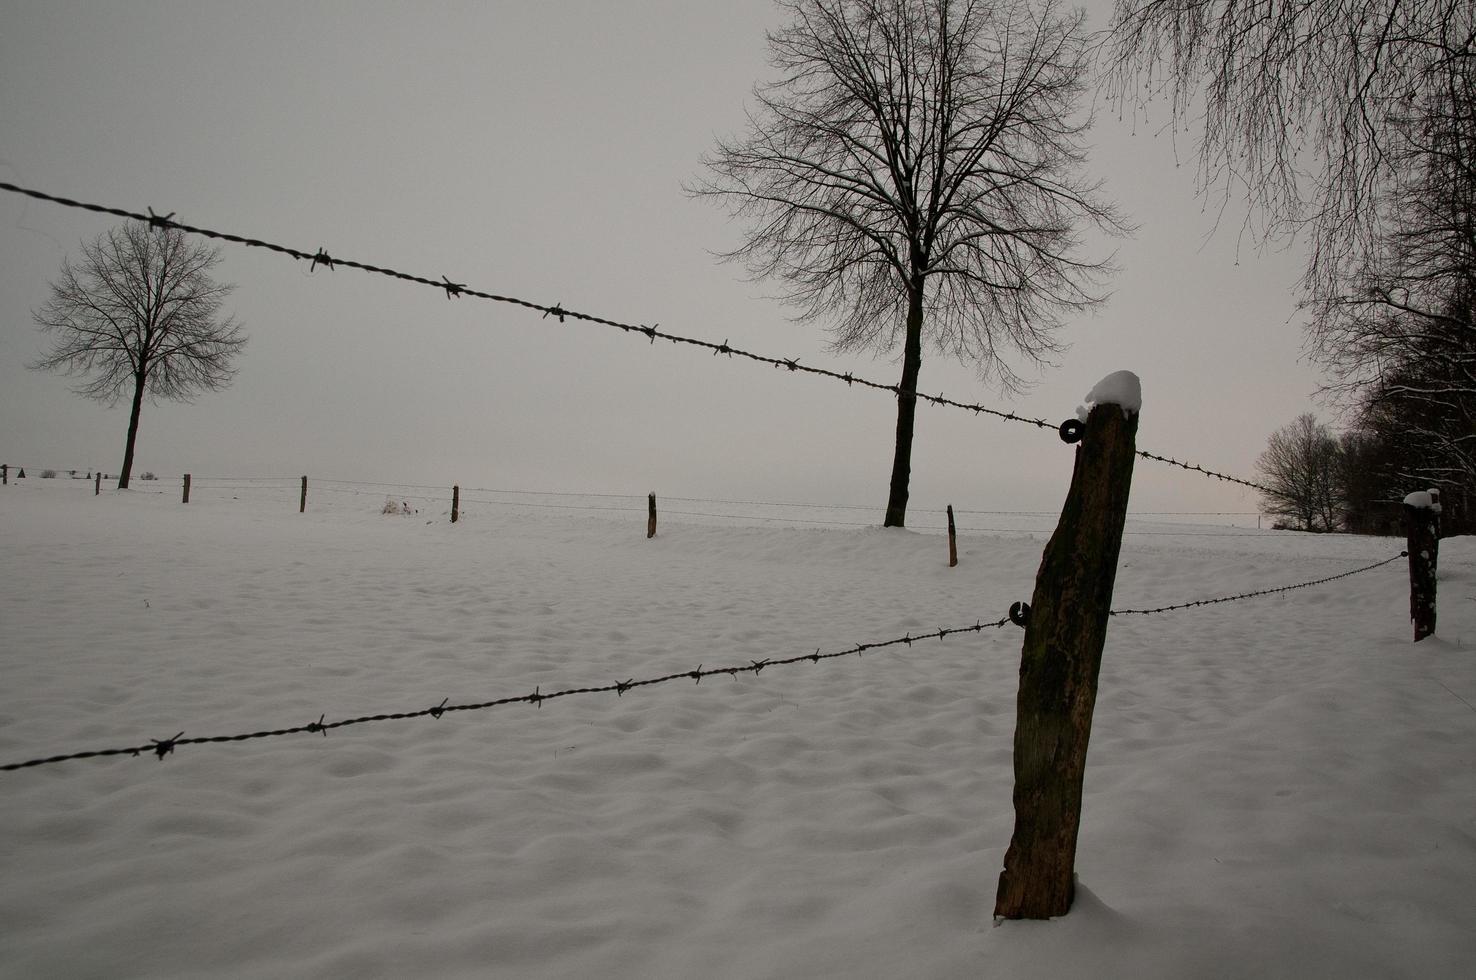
[1107,553,1407,617]
[1,181,1274,495]
[1,548,1413,774]
[1135,451,1277,496]
[0,618,1014,773]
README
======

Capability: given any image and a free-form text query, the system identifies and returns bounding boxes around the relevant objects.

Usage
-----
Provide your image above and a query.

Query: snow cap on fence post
[1075,370,1142,422]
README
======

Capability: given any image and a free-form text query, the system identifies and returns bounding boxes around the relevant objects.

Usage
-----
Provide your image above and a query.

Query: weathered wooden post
[299,476,308,514]
[182,474,191,504]
[995,373,1139,921]
[1,464,7,485]
[1403,489,1439,641]
[647,493,657,539]
[947,504,959,568]
[451,485,460,524]
[94,471,100,496]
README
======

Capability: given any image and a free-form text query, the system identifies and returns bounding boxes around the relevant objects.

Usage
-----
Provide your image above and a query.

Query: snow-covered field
[2,477,1473,979]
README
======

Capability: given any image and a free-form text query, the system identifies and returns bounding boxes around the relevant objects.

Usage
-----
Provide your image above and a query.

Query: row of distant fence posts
[1,466,106,494]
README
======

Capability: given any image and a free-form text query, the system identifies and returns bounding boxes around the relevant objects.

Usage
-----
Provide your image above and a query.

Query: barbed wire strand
[2,548,1411,774]
[1108,553,1407,617]
[0,181,1276,496]
[1,618,1013,773]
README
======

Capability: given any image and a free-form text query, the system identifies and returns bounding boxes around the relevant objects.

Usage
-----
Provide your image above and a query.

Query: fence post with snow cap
[995,371,1139,921]
[947,504,958,567]
[1403,490,1439,641]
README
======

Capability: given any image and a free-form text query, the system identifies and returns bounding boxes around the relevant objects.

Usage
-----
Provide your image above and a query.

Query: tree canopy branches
[31,222,245,488]
[696,0,1123,392]
[1107,0,1476,296]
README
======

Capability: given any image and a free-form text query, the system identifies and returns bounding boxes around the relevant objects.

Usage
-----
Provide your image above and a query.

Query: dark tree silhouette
[31,223,245,489]
[694,0,1123,526]
[1305,53,1476,505]
[1257,413,1341,532]
[1107,0,1476,297]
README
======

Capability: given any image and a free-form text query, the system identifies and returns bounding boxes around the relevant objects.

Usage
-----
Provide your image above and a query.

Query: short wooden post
[1,464,7,485]
[451,485,460,524]
[300,475,308,514]
[995,398,1138,921]
[1404,489,1439,641]
[947,504,958,567]
[183,473,191,504]
[94,472,101,496]
[647,492,657,539]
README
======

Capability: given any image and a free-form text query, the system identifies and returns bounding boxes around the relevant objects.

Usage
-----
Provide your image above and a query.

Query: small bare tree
[694,0,1124,526]
[1258,413,1342,531]
[31,223,245,489]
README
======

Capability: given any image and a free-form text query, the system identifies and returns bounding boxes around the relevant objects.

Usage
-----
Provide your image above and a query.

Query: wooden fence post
[947,504,958,567]
[1,464,7,485]
[451,485,460,524]
[995,389,1139,921]
[300,476,308,514]
[95,472,101,496]
[647,492,657,539]
[183,474,191,504]
[1404,490,1439,641]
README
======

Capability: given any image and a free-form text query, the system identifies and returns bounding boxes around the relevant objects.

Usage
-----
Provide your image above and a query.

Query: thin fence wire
[1,618,1014,773]
[1,551,1410,775]
[1108,553,1408,616]
[0,181,1278,497]
[132,473,1274,532]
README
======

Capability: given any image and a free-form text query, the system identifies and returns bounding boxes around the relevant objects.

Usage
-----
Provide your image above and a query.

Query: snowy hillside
[2,478,1472,979]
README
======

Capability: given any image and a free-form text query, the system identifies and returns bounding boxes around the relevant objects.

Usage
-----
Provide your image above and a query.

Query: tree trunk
[883,285,925,527]
[118,369,146,490]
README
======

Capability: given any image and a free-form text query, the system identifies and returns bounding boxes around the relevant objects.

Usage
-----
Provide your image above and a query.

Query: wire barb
[151,732,185,761]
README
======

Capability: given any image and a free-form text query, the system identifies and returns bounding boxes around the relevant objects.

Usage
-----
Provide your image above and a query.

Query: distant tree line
[1259,413,1472,536]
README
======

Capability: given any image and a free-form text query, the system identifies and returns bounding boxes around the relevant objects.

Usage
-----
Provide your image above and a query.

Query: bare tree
[694,0,1124,526]
[1257,413,1342,531]
[1106,0,1476,297]
[31,223,245,489]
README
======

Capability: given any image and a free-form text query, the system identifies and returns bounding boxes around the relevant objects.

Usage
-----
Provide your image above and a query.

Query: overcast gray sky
[1,1,1322,518]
